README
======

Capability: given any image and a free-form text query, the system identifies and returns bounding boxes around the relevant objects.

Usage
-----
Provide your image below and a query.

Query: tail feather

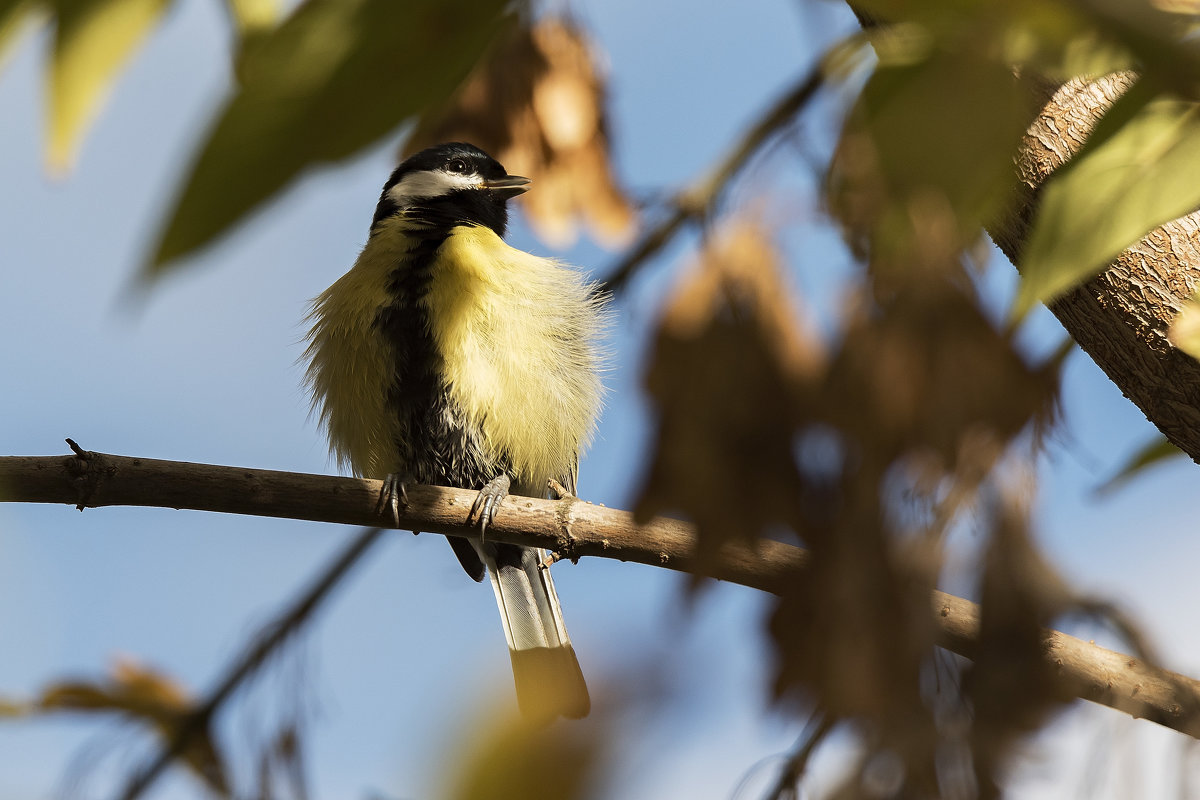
[479,542,590,719]
[509,646,589,720]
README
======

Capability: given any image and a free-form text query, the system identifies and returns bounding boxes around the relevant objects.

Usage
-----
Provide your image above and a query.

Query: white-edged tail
[477,542,590,720]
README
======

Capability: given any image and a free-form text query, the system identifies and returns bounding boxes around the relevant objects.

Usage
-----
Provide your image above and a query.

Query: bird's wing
[448,536,486,582]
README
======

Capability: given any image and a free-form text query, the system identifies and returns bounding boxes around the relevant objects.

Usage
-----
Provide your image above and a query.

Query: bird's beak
[484,175,532,198]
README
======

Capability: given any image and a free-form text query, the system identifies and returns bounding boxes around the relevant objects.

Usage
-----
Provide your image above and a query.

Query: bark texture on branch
[3,450,1199,737]
[992,73,1200,458]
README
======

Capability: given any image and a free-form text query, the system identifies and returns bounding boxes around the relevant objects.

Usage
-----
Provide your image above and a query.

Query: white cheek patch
[387,170,484,206]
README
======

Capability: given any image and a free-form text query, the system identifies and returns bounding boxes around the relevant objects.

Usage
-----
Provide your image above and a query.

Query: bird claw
[376,474,409,527]
[469,474,511,541]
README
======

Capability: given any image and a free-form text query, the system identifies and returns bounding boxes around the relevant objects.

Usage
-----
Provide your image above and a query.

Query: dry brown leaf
[635,222,821,564]
[763,274,1059,783]
[967,496,1074,798]
[824,280,1058,471]
[34,657,228,794]
[39,656,190,720]
[533,69,596,150]
[767,461,940,758]
[404,18,636,248]
[659,222,822,380]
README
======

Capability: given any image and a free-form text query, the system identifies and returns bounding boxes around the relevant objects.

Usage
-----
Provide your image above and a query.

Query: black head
[371,142,530,238]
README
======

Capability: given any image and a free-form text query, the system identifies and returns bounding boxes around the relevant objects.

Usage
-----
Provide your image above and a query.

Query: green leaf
[48,0,171,172]
[225,0,277,36]
[998,1,1160,85]
[828,46,1031,267]
[1168,290,1200,359]
[146,0,512,276]
[1095,434,1184,496]
[0,0,38,71]
[1015,84,1200,316]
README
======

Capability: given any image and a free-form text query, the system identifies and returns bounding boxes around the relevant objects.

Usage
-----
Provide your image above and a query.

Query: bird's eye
[446,159,468,174]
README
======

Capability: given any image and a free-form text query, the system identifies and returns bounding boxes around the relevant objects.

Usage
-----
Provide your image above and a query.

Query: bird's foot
[469,474,510,540]
[376,474,409,527]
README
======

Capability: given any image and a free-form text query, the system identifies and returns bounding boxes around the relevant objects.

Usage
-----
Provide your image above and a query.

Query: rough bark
[992,73,1200,458]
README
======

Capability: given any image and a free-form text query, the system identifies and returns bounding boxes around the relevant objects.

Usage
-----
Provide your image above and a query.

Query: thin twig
[765,710,836,800]
[116,526,386,800]
[603,65,825,293]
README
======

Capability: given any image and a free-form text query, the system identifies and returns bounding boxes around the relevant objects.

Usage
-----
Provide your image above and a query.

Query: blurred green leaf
[225,0,276,36]
[147,0,512,276]
[829,45,1031,268]
[48,0,171,172]
[1170,290,1200,360]
[1015,84,1200,315]
[1096,434,1184,496]
[0,0,37,69]
[445,702,604,800]
[996,1,1137,81]
[1079,0,1200,102]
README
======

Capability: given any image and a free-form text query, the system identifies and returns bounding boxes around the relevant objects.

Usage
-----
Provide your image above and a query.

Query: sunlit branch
[3,447,1200,744]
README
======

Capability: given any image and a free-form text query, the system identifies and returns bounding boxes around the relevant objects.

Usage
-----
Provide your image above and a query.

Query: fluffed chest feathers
[422,226,607,488]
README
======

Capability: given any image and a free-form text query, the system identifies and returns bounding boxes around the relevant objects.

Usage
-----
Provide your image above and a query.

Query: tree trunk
[991,73,1200,459]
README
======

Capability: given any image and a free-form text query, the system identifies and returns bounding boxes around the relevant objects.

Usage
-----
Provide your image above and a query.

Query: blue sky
[2,0,1199,798]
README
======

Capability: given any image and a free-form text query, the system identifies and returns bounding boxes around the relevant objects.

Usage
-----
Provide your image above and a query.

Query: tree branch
[602,64,825,293]
[2,448,1199,738]
[992,73,1200,464]
[118,526,385,800]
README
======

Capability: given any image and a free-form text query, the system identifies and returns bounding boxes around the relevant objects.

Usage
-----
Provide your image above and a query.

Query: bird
[303,142,607,720]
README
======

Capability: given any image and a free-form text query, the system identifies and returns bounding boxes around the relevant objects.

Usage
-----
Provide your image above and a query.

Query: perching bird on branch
[304,142,607,719]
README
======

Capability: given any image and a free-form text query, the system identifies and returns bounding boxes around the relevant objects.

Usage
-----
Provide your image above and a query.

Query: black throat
[369,200,506,495]
[371,185,510,239]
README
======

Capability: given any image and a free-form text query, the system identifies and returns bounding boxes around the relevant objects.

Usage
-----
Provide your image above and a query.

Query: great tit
[304,142,607,719]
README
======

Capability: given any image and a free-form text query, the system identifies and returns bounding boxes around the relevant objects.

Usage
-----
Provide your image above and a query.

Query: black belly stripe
[373,226,507,493]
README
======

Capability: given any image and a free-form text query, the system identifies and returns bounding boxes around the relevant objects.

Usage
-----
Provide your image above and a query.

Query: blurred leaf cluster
[629,0,1200,794]
[4,0,1200,797]
[636,215,1066,794]
[1,658,230,794]
[0,657,314,798]
[405,17,636,249]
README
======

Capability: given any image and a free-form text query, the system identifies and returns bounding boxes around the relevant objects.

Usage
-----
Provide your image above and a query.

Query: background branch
[602,64,824,293]
[118,526,385,800]
[991,72,1200,463]
[3,447,1198,739]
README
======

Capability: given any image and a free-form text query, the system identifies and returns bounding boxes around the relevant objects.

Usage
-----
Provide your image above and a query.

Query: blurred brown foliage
[635,204,1066,794]
[4,658,228,794]
[405,17,636,248]
[967,499,1075,800]
[7,0,1200,797]
[636,222,820,563]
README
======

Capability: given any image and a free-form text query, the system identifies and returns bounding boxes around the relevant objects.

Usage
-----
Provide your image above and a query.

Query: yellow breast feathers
[426,225,608,489]
[303,233,409,479]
